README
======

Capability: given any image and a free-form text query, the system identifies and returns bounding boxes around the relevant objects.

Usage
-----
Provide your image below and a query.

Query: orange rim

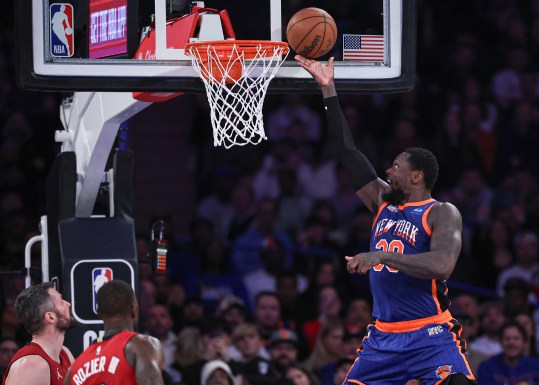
[184,40,289,61]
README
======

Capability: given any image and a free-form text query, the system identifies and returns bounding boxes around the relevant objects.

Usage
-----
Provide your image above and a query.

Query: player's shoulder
[428,201,462,223]
[128,333,161,352]
[62,345,76,363]
[5,354,50,384]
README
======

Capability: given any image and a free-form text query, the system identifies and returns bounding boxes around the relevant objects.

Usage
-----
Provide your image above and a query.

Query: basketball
[65,27,73,35]
[286,8,337,59]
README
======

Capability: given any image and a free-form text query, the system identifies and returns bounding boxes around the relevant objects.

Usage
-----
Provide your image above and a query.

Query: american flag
[343,34,385,62]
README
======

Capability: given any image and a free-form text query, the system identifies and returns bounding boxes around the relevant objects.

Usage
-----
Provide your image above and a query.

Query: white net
[185,40,289,148]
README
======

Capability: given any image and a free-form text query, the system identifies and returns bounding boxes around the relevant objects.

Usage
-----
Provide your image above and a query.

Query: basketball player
[2,282,75,385]
[63,280,164,385]
[295,55,476,385]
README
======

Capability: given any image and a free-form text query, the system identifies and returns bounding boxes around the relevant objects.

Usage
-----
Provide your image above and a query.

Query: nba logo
[92,268,113,314]
[50,3,74,57]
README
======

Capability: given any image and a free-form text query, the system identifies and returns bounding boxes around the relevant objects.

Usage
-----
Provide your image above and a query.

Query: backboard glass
[16,0,416,93]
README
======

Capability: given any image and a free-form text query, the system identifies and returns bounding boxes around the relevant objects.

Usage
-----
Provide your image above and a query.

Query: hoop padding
[185,40,289,148]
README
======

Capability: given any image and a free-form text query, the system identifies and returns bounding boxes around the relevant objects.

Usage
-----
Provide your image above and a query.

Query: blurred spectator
[513,312,538,357]
[284,364,320,385]
[0,305,25,344]
[150,275,185,331]
[231,198,295,276]
[229,323,270,363]
[343,207,373,254]
[183,237,249,314]
[470,301,505,358]
[253,292,283,346]
[460,101,497,176]
[449,298,488,376]
[243,238,307,308]
[168,218,215,287]
[491,46,535,108]
[495,107,539,184]
[302,287,343,351]
[477,321,539,385]
[296,218,339,276]
[342,298,373,336]
[297,142,337,201]
[181,296,206,329]
[0,338,18,379]
[451,294,481,342]
[172,327,207,385]
[341,330,364,361]
[139,278,157,326]
[197,165,237,242]
[471,219,514,289]
[275,272,303,331]
[452,168,494,233]
[340,102,381,172]
[201,318,234,363]
[266,94,322,142]
[502,277,533,318]
[384,117,425,167]
[330,358,354,385]
[303,320,345,375]
[274,168,312,236]
[297,260,346,324]
[200,360,237,385]
[252,139,306,201]
[496,230,539,298]
[143,304,181,382]
[330,165,362,229]
[217,295,248,330]
[228,185,256,241]
[267,329,300,378]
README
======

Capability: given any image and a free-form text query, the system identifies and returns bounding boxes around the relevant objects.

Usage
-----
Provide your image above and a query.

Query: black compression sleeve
[324,96,377,191]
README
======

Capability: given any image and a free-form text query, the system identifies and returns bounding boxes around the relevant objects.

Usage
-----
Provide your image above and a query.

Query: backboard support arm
[57,92,151,217]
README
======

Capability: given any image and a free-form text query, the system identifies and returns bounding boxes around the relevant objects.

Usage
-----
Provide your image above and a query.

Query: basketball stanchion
[184,40,289,148]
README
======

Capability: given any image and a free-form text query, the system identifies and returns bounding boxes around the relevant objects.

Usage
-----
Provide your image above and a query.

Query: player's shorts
[345,313,475,385]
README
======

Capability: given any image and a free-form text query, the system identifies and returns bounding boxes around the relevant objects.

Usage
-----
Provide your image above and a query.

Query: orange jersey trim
[396,198,436,209]
[421,203,436,236]
[374,310,453,333]
[372,202,389,230]
[431,279,443,314]
[447,322,476,381]
[342,357,359,385]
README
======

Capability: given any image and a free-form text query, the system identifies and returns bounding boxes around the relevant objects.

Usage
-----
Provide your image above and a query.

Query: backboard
[16,0,416,93]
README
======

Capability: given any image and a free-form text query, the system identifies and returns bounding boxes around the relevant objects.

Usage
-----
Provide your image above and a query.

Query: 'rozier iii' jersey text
[72,356,121,385]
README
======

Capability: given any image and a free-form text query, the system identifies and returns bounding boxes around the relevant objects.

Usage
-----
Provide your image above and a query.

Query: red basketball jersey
[2,342,71,385]
[69,331,138,385]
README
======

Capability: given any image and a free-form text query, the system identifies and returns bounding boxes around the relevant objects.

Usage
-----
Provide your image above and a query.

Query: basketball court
[15,0,416,355]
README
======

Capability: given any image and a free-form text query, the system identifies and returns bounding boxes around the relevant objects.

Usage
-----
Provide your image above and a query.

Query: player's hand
[345,253,381,274]
[295,55,335,87]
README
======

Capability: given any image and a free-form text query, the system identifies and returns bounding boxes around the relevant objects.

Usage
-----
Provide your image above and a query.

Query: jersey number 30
[372,239,404,273]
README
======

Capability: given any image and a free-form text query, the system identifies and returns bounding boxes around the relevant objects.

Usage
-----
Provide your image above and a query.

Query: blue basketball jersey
[369,198,450,323]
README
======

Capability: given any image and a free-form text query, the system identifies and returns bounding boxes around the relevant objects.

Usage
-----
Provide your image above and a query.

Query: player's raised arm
[295,55,387,212]
[125,334,164,385]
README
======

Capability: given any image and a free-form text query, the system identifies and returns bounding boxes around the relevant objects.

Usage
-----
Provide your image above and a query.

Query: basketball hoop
[184,40,289,148]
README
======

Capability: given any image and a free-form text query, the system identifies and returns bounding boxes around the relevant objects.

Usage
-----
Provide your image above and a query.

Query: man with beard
[2,282,75,385]
[63,280,164,385]
[295,55,476,385]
